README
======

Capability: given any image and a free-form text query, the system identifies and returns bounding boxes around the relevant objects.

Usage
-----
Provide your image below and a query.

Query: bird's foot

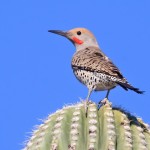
[98,98,111,109]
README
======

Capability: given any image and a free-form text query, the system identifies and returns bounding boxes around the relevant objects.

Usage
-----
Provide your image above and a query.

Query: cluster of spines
[87,103,99,150]
[98,100,116,150]
[24,112,55,150]
[69,103,84,150]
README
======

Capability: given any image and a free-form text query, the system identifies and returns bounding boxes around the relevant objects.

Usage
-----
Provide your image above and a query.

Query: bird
[48,28,144,110]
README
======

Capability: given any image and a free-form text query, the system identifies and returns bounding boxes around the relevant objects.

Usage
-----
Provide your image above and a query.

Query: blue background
[0,1,150,149]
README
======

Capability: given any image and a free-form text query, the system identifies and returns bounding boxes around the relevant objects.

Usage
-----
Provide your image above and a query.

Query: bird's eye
[77,31,81,35]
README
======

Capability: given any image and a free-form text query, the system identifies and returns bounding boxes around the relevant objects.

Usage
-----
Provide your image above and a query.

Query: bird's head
[48,28,99,51]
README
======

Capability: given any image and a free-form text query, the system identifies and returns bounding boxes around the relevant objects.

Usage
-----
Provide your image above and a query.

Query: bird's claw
[98,98,109,109]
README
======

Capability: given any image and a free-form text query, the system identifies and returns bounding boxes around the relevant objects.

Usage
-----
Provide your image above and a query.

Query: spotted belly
[73,69,117,91]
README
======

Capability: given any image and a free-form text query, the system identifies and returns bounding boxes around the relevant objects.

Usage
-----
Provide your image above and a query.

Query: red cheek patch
[72,37,83,45]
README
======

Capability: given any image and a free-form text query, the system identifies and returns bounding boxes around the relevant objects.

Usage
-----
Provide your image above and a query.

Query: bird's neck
[75,38,99,51]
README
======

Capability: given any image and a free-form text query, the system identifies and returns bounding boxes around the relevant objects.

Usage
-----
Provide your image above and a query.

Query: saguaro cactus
[24,99,150,150]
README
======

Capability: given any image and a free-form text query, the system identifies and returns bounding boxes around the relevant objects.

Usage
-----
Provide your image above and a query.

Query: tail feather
[116,81,144,94]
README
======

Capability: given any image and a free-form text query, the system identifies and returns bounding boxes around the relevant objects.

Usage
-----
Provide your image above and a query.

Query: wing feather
[72,46,124,79]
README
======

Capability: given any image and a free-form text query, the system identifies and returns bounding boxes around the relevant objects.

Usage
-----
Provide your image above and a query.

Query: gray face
[48,28,99,51]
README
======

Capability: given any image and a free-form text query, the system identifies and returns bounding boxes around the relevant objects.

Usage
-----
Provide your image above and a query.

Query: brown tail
[116,81,144,94]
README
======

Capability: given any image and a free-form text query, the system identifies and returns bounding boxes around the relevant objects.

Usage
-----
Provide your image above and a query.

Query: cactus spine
[24,99,150,150]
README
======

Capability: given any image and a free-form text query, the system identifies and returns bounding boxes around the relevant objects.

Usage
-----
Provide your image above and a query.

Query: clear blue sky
[0,1,150,149]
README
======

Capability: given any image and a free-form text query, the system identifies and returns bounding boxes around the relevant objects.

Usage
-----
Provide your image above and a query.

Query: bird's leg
[98,90,110,109]
[85,89,92,117]
[105,89,110,99]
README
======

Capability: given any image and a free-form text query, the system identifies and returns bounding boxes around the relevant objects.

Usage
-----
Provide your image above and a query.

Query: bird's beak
[48,30,68,37]
[48,29,75,45]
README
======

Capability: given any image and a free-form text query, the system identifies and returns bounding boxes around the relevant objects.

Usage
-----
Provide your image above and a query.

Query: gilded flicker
[48,28,143,103]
